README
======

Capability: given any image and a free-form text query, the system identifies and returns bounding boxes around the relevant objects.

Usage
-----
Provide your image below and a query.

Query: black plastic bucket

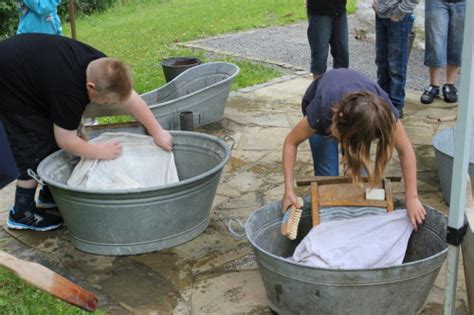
[161,57,201,82]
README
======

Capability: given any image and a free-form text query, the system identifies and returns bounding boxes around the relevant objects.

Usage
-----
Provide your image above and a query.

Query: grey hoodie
[375,0,420,19]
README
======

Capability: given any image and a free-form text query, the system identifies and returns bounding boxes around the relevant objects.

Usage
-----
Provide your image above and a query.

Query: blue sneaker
[36,186,57,209]
[7,203,63,231]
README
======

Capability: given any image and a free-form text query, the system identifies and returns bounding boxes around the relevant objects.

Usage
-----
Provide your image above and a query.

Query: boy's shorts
[0,113,58,180]
[424,0,466,68]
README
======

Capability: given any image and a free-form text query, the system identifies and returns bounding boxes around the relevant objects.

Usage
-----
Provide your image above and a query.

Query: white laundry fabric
[67,132,179,190]
[289,209,414,269]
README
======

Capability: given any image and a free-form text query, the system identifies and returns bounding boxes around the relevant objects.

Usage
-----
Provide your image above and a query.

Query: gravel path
[185,17,429,92]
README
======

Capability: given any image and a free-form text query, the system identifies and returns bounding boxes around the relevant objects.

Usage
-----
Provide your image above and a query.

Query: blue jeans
[309,134,339,176]
[424,0,465,68]
[375,15,414,112]
[307,13,349,76]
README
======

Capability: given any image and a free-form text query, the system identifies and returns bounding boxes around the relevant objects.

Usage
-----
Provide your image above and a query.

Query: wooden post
[68,0,77,40]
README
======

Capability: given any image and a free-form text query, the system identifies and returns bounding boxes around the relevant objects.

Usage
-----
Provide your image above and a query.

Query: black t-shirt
[0,34,106,130]
[302,69,400,136]
[307,0,347,16]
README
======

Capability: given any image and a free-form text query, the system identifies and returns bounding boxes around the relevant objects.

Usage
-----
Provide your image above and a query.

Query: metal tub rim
[37,130,231,194]
[245,201,448,273]
[147,62,240,110]
[432,127,474,163]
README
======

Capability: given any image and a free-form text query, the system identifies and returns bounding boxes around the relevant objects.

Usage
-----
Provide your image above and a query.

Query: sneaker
[36,186,56,209]
[420,85,440,104]
[7,203,63,231]
[442,84,458,103]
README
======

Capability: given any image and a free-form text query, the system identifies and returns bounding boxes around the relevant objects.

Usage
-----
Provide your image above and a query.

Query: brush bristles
[281,198,304,240]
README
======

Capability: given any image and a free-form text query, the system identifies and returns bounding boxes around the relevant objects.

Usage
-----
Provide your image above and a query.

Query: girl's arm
[282,117,315,211]
[394,120,426,229]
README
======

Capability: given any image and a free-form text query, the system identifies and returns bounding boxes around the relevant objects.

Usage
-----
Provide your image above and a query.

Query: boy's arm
[392,0,420,20]
[53,124,122,160]
[394,120,426,229]
[23,0,61,16]
[121,91,172,151]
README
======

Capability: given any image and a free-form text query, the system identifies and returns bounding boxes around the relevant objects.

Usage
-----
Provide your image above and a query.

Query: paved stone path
[0,72,468,314]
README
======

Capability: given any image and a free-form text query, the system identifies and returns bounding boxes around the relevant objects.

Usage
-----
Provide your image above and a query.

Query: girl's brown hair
[330,91,397,187]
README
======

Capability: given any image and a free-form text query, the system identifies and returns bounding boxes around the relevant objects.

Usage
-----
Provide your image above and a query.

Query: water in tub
[67,132,179,190]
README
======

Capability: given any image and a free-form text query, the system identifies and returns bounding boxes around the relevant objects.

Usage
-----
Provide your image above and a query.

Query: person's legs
[308,134,339,176]
[375,16,390,94]
[442,1,466,102]
[1,113,62,231]
[307,14,333,77]
[422,0,448,103]
[329,13,349,70]
[385,15,414,112]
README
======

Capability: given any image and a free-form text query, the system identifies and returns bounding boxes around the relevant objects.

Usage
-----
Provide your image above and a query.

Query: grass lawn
[68,0,357,93]
[0,267,103,314]
[0,0,357,311]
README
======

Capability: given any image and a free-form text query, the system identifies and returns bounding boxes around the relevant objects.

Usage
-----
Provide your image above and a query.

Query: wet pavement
[0,73,469,314]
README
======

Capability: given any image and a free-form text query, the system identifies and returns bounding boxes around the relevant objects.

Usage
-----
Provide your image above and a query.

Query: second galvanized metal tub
[37,131,230,256]
[432,127,474,204]
[245,200,447,314]
[141,62,240,130]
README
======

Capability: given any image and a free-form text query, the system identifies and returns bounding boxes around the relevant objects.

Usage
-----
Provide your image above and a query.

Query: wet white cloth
[290,210,413,269]
[67,132,179,190]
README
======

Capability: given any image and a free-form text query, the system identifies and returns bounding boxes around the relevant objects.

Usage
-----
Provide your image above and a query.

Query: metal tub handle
[227,218,246,239]
[27,169,45,186]
[222,135,236,151]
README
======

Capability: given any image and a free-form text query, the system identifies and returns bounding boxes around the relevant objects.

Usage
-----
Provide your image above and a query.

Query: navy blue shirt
[302,69,399,136]
[0,121,19,189]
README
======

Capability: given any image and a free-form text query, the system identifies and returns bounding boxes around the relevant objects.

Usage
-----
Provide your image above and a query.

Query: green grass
[0,267,104,314]
[67,0,310,93]
[66,0,356,93]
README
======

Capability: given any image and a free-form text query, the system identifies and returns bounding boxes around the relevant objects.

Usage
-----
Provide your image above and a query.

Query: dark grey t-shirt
[302,69,399,136]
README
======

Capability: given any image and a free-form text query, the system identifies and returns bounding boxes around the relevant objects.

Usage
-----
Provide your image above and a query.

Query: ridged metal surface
[141,62,240,130]
[432,127,474,204]
[245,200,448,314]
[37,131,230,256]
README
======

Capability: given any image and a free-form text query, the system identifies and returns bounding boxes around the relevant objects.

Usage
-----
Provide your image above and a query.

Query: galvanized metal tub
[141,62,240,130]
[245,200,447,314]
[37,131,230,256]
[432,127,474,204]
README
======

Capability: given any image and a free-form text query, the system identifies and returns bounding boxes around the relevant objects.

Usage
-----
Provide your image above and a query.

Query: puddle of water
[99,264,179,310]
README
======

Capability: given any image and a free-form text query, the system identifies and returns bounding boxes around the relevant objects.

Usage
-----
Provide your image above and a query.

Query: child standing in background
[17,0,62,35]
[305,0,349,80]
[373,0,420,117]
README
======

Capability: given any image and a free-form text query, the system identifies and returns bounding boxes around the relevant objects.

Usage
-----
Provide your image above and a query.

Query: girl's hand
[282,190,302,214]
[153,129,173,151]
[405,196,426,230]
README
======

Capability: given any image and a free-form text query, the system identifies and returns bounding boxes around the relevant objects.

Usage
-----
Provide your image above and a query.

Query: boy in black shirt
[0,34,172,231]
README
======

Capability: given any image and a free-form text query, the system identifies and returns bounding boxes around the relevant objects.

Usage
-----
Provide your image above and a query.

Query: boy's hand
[153,130,173,151]
[405,196,426,231]
[97,140,123,160]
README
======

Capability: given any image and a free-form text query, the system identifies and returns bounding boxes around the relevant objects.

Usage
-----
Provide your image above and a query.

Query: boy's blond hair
[87,58,132,102]
[330,91,397,187]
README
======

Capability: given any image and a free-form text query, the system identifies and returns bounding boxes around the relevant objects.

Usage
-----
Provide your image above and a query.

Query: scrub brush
[281,197,304,240]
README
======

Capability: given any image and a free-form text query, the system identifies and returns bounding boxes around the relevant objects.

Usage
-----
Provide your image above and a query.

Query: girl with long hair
[282,69,425,228]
